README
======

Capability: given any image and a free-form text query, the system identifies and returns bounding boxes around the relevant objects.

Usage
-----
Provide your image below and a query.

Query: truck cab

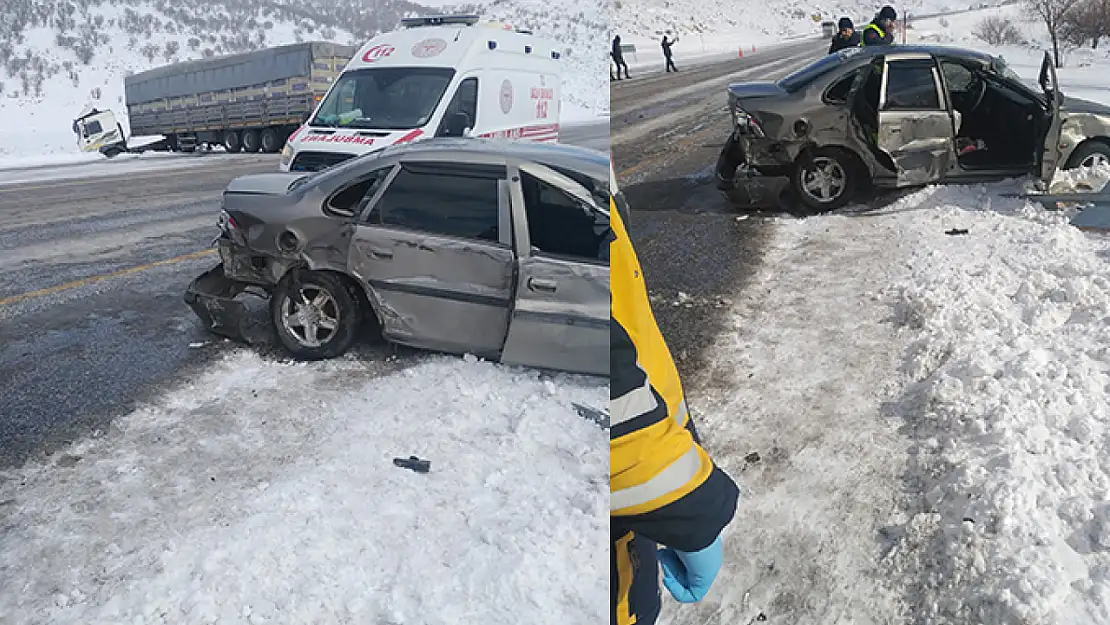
[280,15,564,172]
[73,107,127,156]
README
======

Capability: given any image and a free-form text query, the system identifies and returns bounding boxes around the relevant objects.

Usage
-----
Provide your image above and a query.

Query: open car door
[876,54,958,186]
[499,163,609,376]
[1037,50,1064,186]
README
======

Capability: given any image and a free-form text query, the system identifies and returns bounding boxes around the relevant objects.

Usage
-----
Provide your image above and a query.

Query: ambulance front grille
[289,151,356,172]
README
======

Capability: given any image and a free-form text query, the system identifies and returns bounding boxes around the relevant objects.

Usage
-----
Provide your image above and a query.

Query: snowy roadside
[0,351,608,624]
[658,182,1110,623]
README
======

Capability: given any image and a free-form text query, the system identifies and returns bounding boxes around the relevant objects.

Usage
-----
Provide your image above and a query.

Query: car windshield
[311,67,455,130]
[990,57,1024,83]
[777,49,859,92]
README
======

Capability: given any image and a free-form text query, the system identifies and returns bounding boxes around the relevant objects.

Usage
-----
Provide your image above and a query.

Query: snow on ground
[909,5,1110,107]
[0,351,607,624]
[655,180,1110,623]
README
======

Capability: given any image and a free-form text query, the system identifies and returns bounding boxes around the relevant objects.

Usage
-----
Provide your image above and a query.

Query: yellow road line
[0,248,216,307]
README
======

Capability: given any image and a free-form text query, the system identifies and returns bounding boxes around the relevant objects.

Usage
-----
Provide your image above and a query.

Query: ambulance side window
[437,78,478,137]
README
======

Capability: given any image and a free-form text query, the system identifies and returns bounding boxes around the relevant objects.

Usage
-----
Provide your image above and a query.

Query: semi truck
[77,41,357,156]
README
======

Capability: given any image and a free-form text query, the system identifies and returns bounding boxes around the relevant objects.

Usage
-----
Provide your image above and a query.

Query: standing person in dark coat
[612,35,631,80]
[861,6,897,46]
[828,17,860,53]
[662,34,679,72]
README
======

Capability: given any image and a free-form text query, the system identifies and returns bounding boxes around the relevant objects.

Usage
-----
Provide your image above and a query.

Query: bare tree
[974,15,1026,44]
[1027,0,1084,67]
[1060,0,1110,48]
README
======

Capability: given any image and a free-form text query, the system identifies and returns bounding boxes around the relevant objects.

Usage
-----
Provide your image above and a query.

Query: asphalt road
[611,38,826,387]
[0,120,607,468]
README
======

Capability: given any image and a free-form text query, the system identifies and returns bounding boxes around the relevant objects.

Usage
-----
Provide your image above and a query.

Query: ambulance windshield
[311,67,456,130]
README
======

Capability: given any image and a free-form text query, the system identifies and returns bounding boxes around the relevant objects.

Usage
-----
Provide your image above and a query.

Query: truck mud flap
[184,263,254,342]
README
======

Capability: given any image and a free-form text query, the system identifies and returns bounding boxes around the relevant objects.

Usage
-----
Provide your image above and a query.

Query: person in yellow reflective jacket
[862,6,897,45]
[610,182,740,625]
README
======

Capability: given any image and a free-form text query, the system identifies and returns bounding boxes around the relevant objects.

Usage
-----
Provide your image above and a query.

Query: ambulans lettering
[412,38,448,58]
[361,44,395,62]
[499,79,513,114]
[301,134,376,145]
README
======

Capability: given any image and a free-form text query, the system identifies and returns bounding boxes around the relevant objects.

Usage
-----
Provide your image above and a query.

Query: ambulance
[279,14,564,172]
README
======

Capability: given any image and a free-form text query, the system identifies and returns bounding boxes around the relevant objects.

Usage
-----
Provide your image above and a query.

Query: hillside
[0,0,607,158]
[612,0,968,40]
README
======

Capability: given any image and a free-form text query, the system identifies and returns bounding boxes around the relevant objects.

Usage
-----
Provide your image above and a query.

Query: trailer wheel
[241,129,261,153]
[223,130,241,153]
[260,128,281,153]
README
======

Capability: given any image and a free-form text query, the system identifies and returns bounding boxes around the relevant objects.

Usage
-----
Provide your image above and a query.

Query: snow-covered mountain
[0,0,607,158]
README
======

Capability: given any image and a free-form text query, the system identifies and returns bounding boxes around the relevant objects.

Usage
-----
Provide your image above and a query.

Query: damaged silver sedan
[717,46,1110,211]
[185,139,610,376]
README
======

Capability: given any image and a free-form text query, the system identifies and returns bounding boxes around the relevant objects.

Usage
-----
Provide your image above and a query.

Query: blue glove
[657,536,723,603]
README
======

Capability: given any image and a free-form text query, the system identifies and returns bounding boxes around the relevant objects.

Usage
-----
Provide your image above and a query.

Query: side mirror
[444,112,470,137]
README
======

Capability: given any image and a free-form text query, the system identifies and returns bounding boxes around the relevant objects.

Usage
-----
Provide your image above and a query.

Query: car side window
[940,61,974,93]
[327,167,391,218]
[824,70,860,104]
[884,61,941,110]
[373,163,502,242]
[520,171,609,263]
[436,78,478,136]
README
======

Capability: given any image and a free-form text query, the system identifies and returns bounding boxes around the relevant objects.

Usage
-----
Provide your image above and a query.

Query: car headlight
[280,144,292,167]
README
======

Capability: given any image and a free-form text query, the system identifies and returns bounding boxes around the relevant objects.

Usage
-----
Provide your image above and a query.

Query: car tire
[242,129,261,153]
[270,270,362,360]
[792,148,857,212]
[1064,140,1110,171]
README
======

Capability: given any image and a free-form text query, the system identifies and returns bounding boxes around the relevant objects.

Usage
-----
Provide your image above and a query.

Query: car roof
[379,137,611,181]
[850,44,995,63]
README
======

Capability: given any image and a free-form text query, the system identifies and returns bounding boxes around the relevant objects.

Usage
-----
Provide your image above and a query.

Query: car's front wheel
[792,148,858,212]
[1064,140,1110,171]
[270,270,361,360]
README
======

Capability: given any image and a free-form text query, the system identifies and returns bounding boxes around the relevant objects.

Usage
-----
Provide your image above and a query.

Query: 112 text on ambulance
[532,86,553,118]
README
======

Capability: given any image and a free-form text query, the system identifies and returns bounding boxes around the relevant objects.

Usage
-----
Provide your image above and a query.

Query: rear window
[778,49,860,92]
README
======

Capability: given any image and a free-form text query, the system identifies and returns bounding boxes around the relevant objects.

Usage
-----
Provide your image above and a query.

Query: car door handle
[368,247,393,259]
[528,278,557,292]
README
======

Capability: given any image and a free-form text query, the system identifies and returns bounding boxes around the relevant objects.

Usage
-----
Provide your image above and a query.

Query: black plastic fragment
[945,228,969,235]
[393,456,430,473]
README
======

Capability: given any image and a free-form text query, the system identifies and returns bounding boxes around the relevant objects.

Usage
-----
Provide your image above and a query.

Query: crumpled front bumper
[183,263,255,342]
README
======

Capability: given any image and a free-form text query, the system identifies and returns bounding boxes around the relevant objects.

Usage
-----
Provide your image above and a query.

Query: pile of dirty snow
[0,352,607,624]
[885,184,1110,623]
[657,180,1110,623]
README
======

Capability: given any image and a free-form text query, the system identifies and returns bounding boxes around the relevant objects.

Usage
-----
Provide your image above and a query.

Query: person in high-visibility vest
[610,162,741,625]
[861,6,897,46]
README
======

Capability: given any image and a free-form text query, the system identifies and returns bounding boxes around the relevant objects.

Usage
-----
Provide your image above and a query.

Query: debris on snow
[0,351,607,624]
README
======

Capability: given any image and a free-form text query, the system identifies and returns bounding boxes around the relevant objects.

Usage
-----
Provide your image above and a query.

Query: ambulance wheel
[223,130,241,153]
[241,129,261,153]
[260,128,281,153]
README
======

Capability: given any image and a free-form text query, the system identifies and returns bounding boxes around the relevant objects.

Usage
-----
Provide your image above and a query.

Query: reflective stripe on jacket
[610,196,740,625]
[861,22,891,45]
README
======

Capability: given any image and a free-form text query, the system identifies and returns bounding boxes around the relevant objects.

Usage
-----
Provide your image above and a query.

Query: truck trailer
[123,41,356,154]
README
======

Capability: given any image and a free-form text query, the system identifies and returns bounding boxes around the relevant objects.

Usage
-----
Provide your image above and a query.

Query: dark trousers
[612,530,661,625]
[665,55,677,71]
[613,57,630,79]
